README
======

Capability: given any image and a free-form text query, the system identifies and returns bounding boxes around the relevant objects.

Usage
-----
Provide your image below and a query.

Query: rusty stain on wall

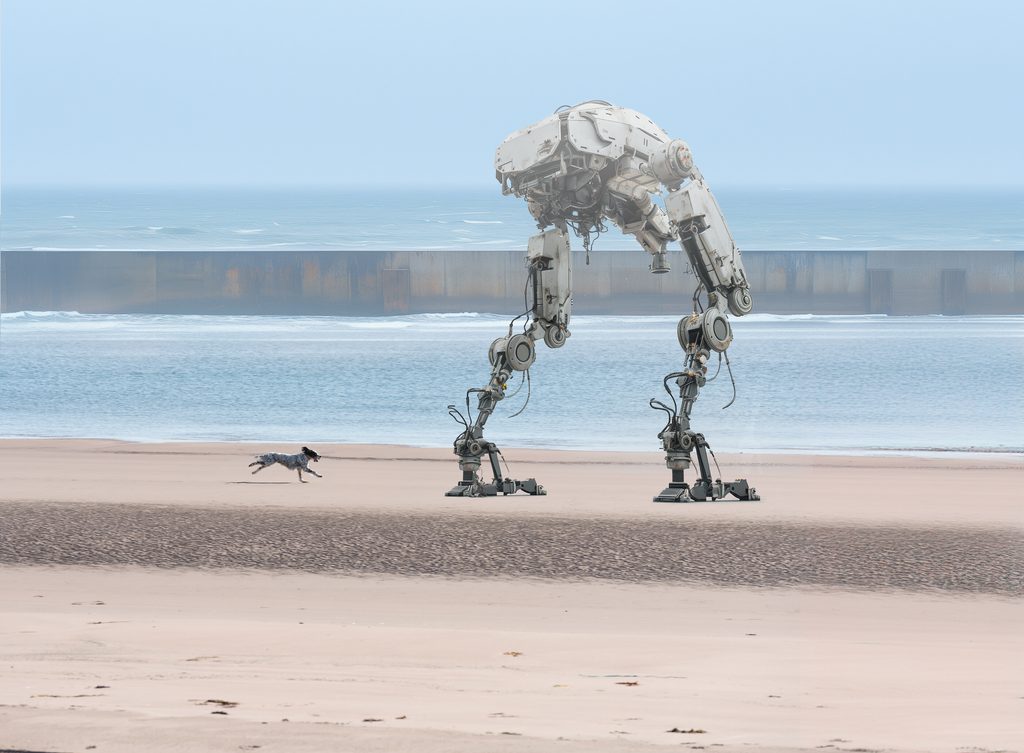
[224,268,241,298]
[301,259,321,297]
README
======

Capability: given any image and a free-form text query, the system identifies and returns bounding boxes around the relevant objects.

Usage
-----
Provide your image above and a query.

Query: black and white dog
[248,446,323,482]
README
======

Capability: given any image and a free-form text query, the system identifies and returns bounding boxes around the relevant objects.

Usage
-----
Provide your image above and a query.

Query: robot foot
[654,478,759,503]
[445,477,546,497]
[513,478,546,496]
[446,480,498,497]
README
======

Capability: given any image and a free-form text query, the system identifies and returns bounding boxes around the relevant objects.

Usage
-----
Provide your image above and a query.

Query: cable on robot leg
[706,352,723,383]
[504,371,526,400]
[508,370,532,419]
[721,351,737,410]
[706,444,724,481]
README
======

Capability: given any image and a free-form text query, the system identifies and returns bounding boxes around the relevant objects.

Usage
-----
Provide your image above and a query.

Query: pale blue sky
[2,0,1022,188]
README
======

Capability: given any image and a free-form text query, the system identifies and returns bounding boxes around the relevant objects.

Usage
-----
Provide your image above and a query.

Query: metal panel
[494,117,562,174]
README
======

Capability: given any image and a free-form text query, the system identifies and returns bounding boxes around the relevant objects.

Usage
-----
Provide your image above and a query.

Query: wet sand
[3,502,1021,594]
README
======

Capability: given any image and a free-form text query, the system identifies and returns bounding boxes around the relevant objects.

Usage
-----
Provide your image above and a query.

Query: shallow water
[2,312,1021,454]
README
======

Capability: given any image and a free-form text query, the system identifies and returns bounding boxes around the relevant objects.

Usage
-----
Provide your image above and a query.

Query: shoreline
[4,435,1024,463]
[2,434,1022,460]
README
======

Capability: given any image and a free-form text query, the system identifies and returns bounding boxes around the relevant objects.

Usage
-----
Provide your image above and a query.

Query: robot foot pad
[445,478,546,498]
[654,479,760,503]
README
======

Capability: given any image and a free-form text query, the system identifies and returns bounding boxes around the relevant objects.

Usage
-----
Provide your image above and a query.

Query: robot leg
[445,229,572,497]
[650,311,759,503]
[445,343,546,497]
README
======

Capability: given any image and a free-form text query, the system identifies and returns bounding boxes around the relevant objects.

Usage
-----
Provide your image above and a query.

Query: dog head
[302,446,321,462]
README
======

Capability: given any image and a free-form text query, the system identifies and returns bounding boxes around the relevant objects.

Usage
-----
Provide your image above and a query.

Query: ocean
[3,186,1024,252]
[1,311,1021,454]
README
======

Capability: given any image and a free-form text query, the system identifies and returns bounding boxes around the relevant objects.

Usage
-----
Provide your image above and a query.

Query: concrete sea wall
[2,249,1022,315]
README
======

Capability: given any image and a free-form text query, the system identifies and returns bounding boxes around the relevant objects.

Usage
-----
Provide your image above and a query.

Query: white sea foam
[2,310,88,320]
[30,246,149,251]
[2,311,1010,326]
[462,220,503,224]
[250,242,311,248]
[739,313,883,322]
[6,312,1020,346]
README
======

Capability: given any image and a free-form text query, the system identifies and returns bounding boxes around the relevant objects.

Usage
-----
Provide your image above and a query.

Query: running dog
[248,446,323,482]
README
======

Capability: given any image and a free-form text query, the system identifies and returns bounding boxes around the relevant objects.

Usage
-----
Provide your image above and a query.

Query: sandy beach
[1,440,1022,752]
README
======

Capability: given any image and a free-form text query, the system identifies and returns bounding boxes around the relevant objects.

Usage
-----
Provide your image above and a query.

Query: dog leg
[251,463,267,475]
[306,469,323,479]
[297,469,307,483]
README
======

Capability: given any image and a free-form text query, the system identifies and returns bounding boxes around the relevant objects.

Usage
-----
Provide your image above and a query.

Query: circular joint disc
[488,337,509,366]
[543,326,567,349]
[506,334,536,371]
[701,310,733,352]
[677,314,701,350]
[727,287,753,317]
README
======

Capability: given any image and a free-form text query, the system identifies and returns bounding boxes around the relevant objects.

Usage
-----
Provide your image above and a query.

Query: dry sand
[1,440,1022,752]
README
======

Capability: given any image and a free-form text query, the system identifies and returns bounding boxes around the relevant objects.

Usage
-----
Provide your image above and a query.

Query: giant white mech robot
[446,101,759,503]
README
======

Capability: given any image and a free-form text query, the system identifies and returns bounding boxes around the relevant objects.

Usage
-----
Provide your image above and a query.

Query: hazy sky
[2,0,1022,188]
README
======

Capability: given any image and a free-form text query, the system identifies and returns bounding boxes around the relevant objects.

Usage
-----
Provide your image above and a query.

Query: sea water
[3,186,1024,252]
[1,312,1021,454]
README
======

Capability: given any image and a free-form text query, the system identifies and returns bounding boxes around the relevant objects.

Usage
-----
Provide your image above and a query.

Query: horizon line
[4,182,1024,193]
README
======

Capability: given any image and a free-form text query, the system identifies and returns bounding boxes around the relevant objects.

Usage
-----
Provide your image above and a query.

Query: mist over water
[2,312,1021,454]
